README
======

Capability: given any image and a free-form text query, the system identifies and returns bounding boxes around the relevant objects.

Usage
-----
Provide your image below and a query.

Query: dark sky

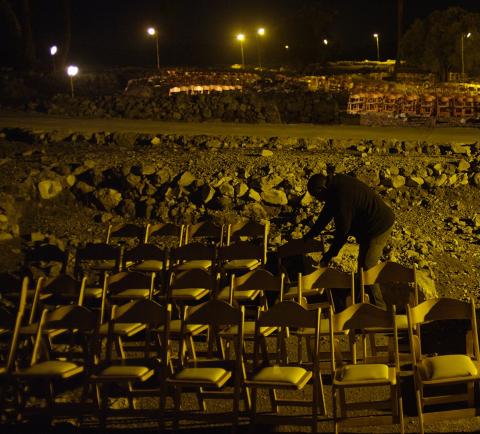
[3,0,480,69]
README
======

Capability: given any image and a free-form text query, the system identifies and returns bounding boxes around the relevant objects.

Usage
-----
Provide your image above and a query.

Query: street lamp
[323,39,328,46]
[373,33,380,61]
[147,27,160,70]
[256,27,265,68]
[49,45,58,72]
[236,33,245,68]
[66,65,78,98]
[461,32,472,81]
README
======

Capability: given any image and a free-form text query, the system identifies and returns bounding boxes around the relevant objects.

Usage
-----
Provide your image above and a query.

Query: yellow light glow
[50,45,58,56]
[285,45,289,49]
[323,39,328,45]
[466,32,472,38]
[257,28,265,36]
[373,33,379,38]
[147,27,156,36]
[236,33,245,42]
[67,65,78,77]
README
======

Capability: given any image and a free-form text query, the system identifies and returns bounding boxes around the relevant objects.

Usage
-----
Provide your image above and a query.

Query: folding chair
[170,242,216,272]
[407,297,480,434]
[105,222,146,245]
[74,243,121,278]
[329,303,404,434]
[360,261,419,364]
[247,301,326,433]
[14,305,99,422]
[24,243,69,278]
[167,300,248,431]
[0,277,28,422]
[89,299,172,429]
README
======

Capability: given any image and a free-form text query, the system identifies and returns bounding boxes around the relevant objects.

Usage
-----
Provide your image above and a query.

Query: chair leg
[332,386,339,434]
[415,388,425,434]
[173,386,181,431]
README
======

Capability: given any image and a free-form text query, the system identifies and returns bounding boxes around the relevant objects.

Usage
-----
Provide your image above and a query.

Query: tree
[400,7,480,81]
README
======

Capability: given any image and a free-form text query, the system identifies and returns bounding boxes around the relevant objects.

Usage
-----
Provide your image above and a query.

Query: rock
[449,143,471,155]
[141,164,156,176]
[95,188,122,211]
[416,270,438,300]
[0,232,13,241]
[261,188,288,206]
[218,182,235,197]
[260,149,274,157]
[74,181,95,195]
[406,176,424,187]
[472,172,480,187]
[300,192,313,206]
[457,159,470,172]
[65,175,76,187]
[178,171,196,187]
[248,189,262,202]
[150,137,161,146]
[259,174,283,191]
[384,175,405,189]
[38,180,63,199]
[435,173,448,187]
[235,182,249,198]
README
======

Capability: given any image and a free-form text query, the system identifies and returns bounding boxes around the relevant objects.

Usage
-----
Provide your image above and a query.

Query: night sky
[2,0,480,69]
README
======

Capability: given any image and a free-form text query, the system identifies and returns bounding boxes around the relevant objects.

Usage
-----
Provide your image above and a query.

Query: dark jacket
[306,174,395,263]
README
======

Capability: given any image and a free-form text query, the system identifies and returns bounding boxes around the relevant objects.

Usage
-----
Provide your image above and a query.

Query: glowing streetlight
[323,39,328,46]
[373,33,380,61]
[66,65,78,98]
[256,27,266,68]
[461,32,472,81]
[49,45,58,72]
[236,33,245,68]
[284,45,289,50]
[147,27,160,70]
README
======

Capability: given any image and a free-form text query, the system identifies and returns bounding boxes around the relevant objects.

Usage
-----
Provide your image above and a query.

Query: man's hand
[319,259,329,268]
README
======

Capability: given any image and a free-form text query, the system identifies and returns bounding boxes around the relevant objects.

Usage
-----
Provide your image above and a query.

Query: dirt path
[1,111,480,142]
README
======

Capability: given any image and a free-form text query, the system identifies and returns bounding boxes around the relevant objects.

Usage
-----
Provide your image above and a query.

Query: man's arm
[304,202,334,239]
[320,207,352,264]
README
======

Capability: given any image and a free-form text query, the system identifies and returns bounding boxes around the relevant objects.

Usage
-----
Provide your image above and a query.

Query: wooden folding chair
[89,299,172,429]
[170,242,216,272]
[329,303,404,434]
[167,299,248,432]
[14,305,99,422]
[247,301,326,433]
[185,220,225,246]
[407,297,480,434]
[145,222,185,248]
[105,222,146,245]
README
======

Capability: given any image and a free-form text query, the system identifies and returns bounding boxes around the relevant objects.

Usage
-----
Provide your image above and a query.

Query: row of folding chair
[2,282,477,434]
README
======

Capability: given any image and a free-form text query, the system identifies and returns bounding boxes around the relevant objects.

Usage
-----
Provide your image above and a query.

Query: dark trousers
[357,225,393,308]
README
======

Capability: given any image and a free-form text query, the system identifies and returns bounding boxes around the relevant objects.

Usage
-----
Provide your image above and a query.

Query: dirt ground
[0,114,480,433]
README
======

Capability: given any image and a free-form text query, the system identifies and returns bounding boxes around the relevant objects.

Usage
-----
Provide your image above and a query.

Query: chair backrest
[106,223,146,245]
[186,221,224,246]
[407,297,479,362]
[298,267,355,304]
[123,243,166,263]
[230,269,285,304]
[218,240,266,263]
[106,299,171,363]
[169,268,218,291]
[170,242,216,263]
[179,300,244,367]
[42,273,88,306]
[107,271,155,297]
[330,303,399,370]
[145,223,185,247]
[360,261,418,307]
[24,243,69,275]
[74,243,121,277]
[1,276,28,372]
[227,220,269,245]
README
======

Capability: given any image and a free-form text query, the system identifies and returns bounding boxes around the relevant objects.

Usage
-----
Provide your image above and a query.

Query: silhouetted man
[304,173,395,305]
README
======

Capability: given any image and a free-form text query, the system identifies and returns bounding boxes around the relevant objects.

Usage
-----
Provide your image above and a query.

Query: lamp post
[147,27,160,70]
[373,33,380,61]
[67,65,78,98]
[49,45,58,73]
[461,32,472,81]
[256,27,265,69]
[236,33,245,68]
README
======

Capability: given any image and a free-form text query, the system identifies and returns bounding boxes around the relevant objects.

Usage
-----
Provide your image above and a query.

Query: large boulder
[261,188,288,206]
[38,180,63,199]
[95,188,122,211]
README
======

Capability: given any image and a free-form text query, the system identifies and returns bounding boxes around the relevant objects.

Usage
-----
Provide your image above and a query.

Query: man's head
[307,173,328,200]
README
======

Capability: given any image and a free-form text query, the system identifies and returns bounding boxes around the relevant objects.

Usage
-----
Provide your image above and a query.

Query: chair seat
[420,354,479,381]
[220,321,276,337]
[176,260,212,271]
[217,286,261,301]
[99,322,146,336]
[92,365,154,382]
[283,286,323,299]
[157,320,208,336]
[90,260,117,271]
[170,288,210,301]
[19,324,66,337]
[128,260,165,272]
[83,286,103,298]
[365,314,408,331]
[251,366,311,388]
[172,367,231,386]
[337,363,393,383]
[17,360,83,378]
[110,288,151,299]
[223,259,261,271]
